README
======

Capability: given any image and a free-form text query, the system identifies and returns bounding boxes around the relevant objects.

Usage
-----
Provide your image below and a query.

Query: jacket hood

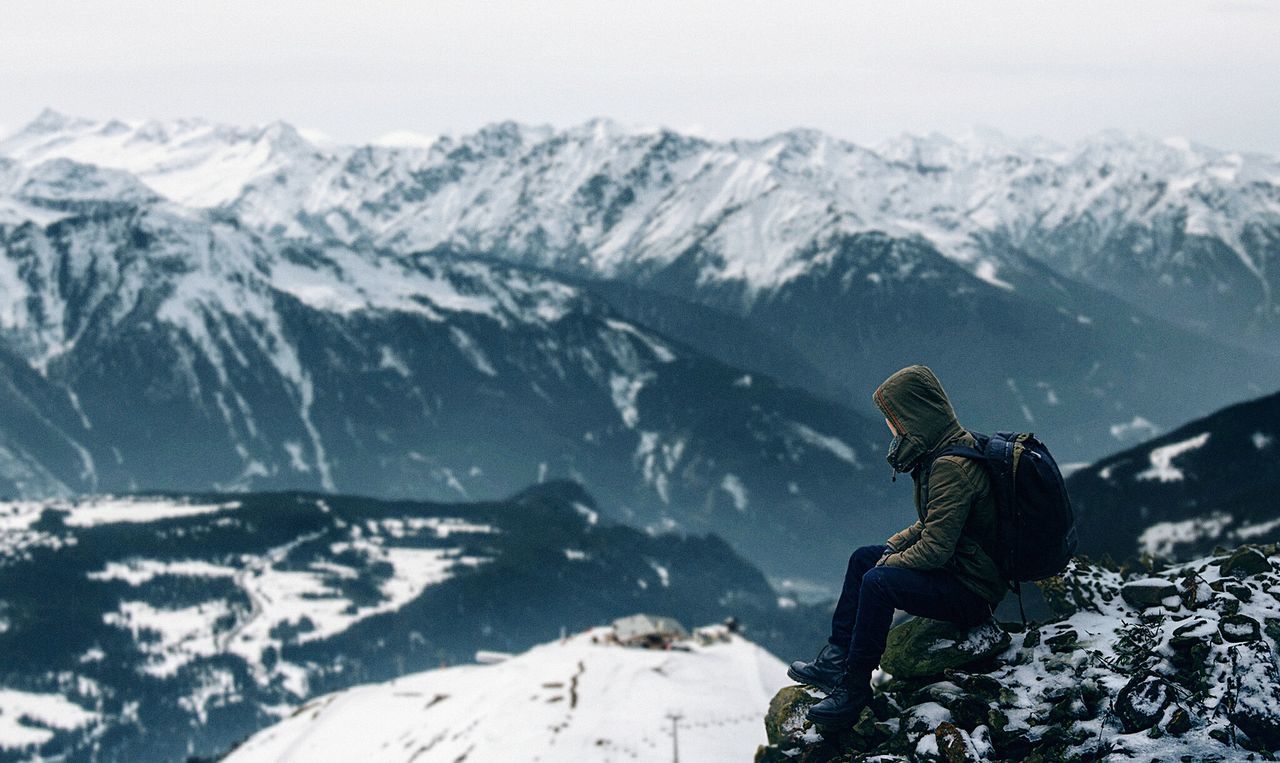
[872,364,965,474]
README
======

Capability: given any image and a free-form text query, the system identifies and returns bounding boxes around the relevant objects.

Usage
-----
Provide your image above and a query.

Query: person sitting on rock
[789,364,1009,726]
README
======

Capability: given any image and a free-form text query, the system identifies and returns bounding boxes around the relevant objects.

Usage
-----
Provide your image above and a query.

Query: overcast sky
[2,0,1277,153]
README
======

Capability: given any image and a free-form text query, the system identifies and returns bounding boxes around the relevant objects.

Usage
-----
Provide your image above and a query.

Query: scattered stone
[947,694,990,731]
[880,617,1010,679]
[1219,546,1272,578]
[1164,706,1192,735]
[1223,581,1253,602]
[1228,640,1280,748]
[1218,613,1261,643]
[1121,577,1177,610]
[1044,628,1078,653]
[1115,675,1175,733]
[934,721,981,763]
[954,672,1002,701]
[1022,628,1041,648]
[1265,617,1280,645]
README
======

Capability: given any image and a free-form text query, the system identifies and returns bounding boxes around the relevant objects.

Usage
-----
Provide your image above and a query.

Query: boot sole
[786,666,837,694]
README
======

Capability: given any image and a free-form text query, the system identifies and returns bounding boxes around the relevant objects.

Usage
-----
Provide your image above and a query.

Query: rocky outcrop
[880,618,1010,679]
[757,544,1280,761]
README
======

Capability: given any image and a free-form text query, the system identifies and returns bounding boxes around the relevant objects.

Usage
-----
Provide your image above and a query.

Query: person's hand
[876,548,892,567]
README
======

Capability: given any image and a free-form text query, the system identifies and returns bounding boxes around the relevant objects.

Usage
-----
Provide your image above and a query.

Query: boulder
[1219,613,1261,643]
[1164,706,1192,736]
[1043,628,1079,653]
[1114,675,1175,733]
[1228,640,1280,749]
[1219,546,1272,578]
[761,685,818,747]
[880,618,1010,679]
[1120,577,1177,610]
[934,721,982,762]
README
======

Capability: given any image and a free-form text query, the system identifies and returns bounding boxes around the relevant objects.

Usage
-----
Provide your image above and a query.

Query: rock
[954,672,1002,702]
[1115,675,1175,733]
[1022,628,1040,648]
[1219,546,1272,578]
[1265,617,1280,645]
[1121,577,1177,610]
[1164,706,1192,736]
[1219,613,1261,643]
[762,685,817,747]
[1223,581,1253,602]
[947,694,990,731]
[1228,640,1280,749]
[934,721,981,763]
[1044,628,1079,653]
[880,618,1010,679]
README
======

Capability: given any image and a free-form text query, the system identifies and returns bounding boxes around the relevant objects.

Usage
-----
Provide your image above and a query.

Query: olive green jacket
[872,364,1008,606]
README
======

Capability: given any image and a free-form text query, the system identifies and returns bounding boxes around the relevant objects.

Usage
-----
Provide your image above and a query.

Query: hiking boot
[786,642,848,693]
[805,677,873,727]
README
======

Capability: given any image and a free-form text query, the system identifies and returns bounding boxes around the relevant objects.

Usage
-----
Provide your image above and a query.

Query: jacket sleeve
[880,458,976,570]
[885,520,923,552]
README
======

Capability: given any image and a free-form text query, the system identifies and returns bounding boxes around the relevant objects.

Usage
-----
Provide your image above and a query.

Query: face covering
[885,433,911,473]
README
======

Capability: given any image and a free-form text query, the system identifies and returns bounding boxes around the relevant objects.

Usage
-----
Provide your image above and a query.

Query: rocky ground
[757,544,1280,762]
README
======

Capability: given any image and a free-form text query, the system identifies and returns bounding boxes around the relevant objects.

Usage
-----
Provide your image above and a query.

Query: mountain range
[4,111,1278,466]
[0,157,902,581]
[3,110,1280,582]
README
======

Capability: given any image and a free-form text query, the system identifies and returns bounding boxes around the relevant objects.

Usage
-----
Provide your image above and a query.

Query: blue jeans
[829,544,992,681]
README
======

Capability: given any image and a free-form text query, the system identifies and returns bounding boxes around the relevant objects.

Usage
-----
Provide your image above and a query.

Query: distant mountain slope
[223,623,786,763]
[1068,388,1280,561]
[0,172,902,579]
[6,112,1278,464]
[0,482,822,762]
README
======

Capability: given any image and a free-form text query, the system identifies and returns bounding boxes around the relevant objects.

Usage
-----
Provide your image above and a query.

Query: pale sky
[2,0,1278,153]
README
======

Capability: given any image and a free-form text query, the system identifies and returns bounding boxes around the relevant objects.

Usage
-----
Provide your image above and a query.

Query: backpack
[927,430,1078,622]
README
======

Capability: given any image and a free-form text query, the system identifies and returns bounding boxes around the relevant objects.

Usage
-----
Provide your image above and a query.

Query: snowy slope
[225,625,787,763]
[1069,387,1280,561]
[0,482,822,762]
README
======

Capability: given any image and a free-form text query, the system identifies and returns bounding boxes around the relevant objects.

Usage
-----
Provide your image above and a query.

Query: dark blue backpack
[931,431,1078,620]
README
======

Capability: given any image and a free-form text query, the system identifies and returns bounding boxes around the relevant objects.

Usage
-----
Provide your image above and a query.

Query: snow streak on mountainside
[226,624,786,763]
[0,483,821,762]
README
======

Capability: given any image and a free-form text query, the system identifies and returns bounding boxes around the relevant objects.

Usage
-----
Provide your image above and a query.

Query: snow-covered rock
[759,544,1280,761]
[225,624,788,763]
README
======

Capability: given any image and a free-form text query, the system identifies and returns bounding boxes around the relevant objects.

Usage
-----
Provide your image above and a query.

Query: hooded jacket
[871,364,1007,606]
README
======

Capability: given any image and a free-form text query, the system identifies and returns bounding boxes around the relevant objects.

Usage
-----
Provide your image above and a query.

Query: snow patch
[1135,432,1209,482]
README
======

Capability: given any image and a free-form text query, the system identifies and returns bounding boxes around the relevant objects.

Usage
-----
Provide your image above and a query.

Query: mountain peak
[20,107,94,135]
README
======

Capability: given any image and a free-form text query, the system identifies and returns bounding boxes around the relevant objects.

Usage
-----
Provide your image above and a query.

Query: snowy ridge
[3,110,1279,315]
[1069,387,1280,562]
[0,484,820,761]
[225,624,787,763]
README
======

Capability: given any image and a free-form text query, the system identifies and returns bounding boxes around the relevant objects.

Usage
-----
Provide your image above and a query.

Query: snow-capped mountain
[1068,387,1280,562]
[0,167,904,579]
[4,111,1277,465]
[224,623,786,763]
[0,482,820,762]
